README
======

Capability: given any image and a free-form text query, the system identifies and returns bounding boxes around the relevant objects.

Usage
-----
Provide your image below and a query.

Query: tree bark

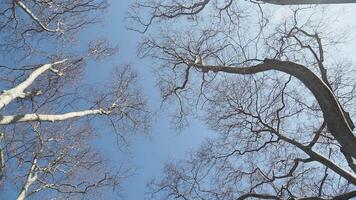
[16,158,38,200]
[0,59,67,111]
[193,59,356,159]
[0,109,108,125]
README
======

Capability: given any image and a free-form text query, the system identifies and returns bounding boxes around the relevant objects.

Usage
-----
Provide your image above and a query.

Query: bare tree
[0,0,107,58]
[9,122,122,200]
[0,58,149,199]
[0,1,150,199]
[0,59,149,198]
[130,1,356,199]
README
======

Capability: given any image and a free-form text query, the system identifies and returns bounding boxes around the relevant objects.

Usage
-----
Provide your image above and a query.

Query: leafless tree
[0,59,149,199]
[6,122,123,200]
[130,1,356,199]
[0,0,107,58]
[0,1,150,199]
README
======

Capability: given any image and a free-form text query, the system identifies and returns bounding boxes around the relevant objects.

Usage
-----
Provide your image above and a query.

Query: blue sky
[1,1,356,199]
[79,1,214,199]
[80,1,356,199]
[0,1,212,199]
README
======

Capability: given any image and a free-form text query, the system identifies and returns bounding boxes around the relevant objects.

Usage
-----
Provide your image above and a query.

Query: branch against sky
[0,1,150,199]
[0,57,149,199]
[7,122,124,200]
[0,0,107,58]
[131,1,356,199]
[0,59,67,111]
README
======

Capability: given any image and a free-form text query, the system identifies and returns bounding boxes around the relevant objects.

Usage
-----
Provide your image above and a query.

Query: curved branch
[130,0,210,33]
[191,59,356,159]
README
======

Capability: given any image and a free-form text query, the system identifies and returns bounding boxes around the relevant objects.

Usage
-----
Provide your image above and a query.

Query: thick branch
[16,1,60,32]
[0,109,109,125]
[275,131,356,184]
[263,0,356,5]
[237,106,355,183]
[237,193,282,200]
[17,157,38,200]
[192,59,356,159]
[340,148,356,173]
[0,132,4,182]
[298,190,356,200]
[0,59,67,111]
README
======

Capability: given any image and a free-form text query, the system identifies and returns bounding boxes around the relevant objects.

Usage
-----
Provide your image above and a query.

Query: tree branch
[16,157,38,200]
[237,193,282,200]
[0,109,111,125]
[0,59,67,111]
[16,0,60,32]
[275,131,356,184]
[191,59,356,159]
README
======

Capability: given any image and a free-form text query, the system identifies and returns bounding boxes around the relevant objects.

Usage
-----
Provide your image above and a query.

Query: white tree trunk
[0,59,67,111]
[15,1,60,32]
[16,158,38,200]
[0,109,108,125]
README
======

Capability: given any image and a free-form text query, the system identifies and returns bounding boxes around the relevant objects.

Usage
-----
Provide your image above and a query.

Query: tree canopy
[1,0,355,199]
[130,0,356,199]
[0,1,149,199]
